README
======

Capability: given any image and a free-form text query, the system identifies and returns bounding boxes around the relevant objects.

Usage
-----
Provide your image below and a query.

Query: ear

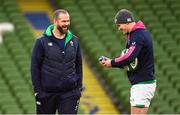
[53,18,57,24]
[50,18,53,23]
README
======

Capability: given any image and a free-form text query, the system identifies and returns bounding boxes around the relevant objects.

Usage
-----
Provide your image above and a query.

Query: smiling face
[54,12,70,34]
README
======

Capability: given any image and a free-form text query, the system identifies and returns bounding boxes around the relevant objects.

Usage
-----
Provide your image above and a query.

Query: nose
[65,22,69,25]
[117,25,121,30]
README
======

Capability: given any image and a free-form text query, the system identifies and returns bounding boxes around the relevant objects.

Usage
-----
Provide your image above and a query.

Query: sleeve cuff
[111,59,116,67]
[111,59,123,68]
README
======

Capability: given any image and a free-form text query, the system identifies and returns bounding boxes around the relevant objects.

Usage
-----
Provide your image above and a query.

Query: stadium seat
[134,4,149,12]
[154,103,174,114]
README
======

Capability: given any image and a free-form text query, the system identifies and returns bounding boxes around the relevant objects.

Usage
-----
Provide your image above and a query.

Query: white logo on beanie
[127,18,132,22]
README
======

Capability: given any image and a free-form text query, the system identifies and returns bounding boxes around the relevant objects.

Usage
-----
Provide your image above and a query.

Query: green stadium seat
[134,4,149,12]
[4,72,22,82]
[114,4,132,11]
[18,29,34,38]
[167,47,180,58]
[106,70,125,79]
[0,93,21,113]
[94,0,110,5]
[174,82,180,93]
[174,33,180,43]
[152,4,167,11]
[170,28,180,36]
[161,64,178,76]
[2,104,22,114]
[160,16,176,24]
[154,102,174,114]
[63,6,79,14]
[0,12,9,22]
[170,4,180,10]
[16,92,34,107]
[174,10,180,17]
[0,5,3,11]
[5,6,21,14]
[148,23,164,30]
[81,5,97,12]
[23,103,35,114]
[150,28,167,37]
[165,22,180,30]
[164,90,179,103]
[9,15,27,24]
[2,0,17,5]
[147,0,164,4]
[156,10,171,17]
[116,89,130,110]
[164,0,180,4]
[130,0,146,4]
[175,106,180,114]
[59,0,75,6]
[99,5,115,13]
[77,0,94,6]
[112,0,129,5]
[93,23,109,31]
[15,24,31,33]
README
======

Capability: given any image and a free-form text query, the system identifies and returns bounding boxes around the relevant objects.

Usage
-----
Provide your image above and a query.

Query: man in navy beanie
[100,9,156,114]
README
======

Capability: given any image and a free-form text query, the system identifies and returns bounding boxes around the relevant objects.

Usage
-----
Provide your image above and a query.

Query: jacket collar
[126,21,146,44]
[130,20,146,32]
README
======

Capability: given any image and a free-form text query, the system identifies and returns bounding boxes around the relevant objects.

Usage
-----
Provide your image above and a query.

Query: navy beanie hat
[114,9,135,24]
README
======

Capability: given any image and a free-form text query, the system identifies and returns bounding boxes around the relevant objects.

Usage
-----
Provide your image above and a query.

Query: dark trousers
[35,92,81,114]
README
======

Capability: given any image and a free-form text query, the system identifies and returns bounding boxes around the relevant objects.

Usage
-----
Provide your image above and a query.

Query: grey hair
[53,9,69,20]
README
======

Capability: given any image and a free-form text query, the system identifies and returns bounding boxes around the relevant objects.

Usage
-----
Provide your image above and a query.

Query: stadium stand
[0,0,180,114]
[55,0,180,114]
[0,0,35,113]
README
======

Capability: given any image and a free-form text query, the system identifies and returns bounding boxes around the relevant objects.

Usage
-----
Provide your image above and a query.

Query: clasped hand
[99,58,112,67]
